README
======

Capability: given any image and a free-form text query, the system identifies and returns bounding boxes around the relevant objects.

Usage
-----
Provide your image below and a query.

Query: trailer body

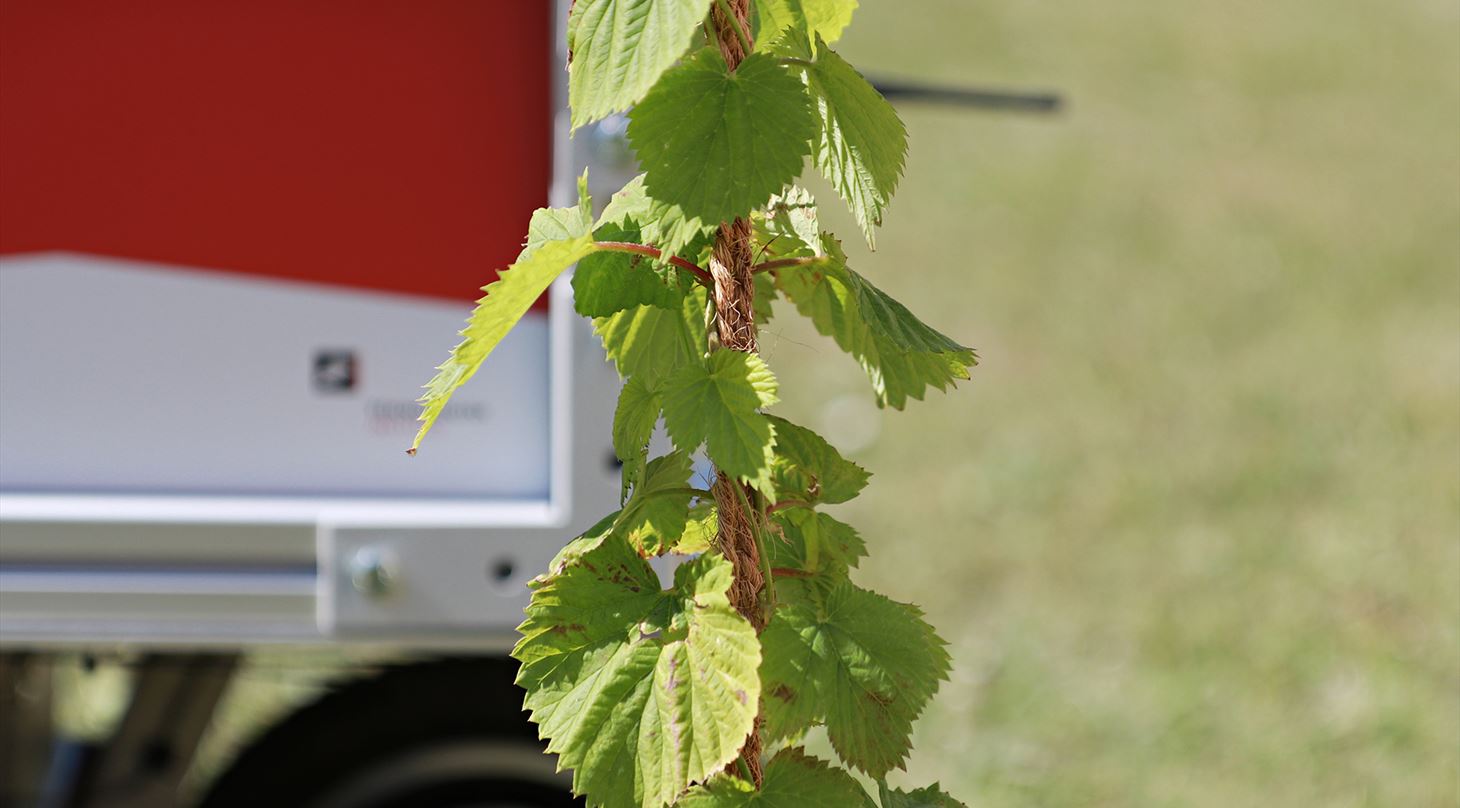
[0,0,626,649]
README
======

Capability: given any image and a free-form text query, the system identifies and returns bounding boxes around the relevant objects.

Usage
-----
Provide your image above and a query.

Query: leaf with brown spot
[759,579,950,777]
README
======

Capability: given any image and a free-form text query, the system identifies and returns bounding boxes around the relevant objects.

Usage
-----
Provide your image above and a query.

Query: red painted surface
[0,0,553,304]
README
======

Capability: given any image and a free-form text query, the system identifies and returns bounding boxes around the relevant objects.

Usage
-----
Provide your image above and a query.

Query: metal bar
[869,77,1063,113]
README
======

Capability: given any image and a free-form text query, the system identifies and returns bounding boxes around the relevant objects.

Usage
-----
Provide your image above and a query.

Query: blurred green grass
[753,1,1458,805]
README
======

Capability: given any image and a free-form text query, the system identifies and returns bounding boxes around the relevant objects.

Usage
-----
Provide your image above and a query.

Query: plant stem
[751,255,828,274]
[592,241,713,286]
[766,498,812,514]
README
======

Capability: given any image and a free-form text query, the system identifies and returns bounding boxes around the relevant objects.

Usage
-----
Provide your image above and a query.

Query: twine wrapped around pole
[707,0,767,787]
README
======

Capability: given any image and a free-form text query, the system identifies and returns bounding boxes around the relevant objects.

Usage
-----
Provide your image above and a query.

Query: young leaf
[515,546,760,808]
[613,374,663,499]
[414,235,598,451]
[595,286,708,386]
[678,748,872,807]
[569,0,714,129]
[759,579,951,776]
[599,174,718,262]
[878,781,969,808]
[764,415,870,504]
[628,49,817,225]
[791,35,907,248]
[615,451,694,555]
[752,0,859,45]
[776,239,976,409]
[661,351,780,490]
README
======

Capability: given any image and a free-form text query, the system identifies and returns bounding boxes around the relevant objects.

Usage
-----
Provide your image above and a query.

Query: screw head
[348,546,396,598]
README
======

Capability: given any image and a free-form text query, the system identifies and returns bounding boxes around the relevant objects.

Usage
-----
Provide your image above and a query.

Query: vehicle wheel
[197,657,577,808]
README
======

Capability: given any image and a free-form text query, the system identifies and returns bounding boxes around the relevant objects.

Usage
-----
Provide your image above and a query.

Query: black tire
[197,657,579,808]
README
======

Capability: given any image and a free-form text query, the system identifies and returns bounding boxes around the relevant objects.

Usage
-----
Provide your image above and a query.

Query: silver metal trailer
[0,2,627,804]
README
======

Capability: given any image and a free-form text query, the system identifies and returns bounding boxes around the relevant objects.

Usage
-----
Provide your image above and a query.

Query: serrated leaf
[764,415,869,504]
[596,286,708,386]
[616,451,694,555]
[515,545,760,808]
[569,0,714,129]
[629,49,816,225]
[879,781,969,808]
[414,234,598,450]
[600,174,718,261]
[613,375,662,500]
[752,0,859,46]
[575,220,686,318]
[759,580,951,776]
[679,748,872,807]
[661,351,779,489]
[776,239,976,409]
[791,35,907,248]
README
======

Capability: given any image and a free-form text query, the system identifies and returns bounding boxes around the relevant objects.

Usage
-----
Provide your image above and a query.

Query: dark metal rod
[869,77,1063,113]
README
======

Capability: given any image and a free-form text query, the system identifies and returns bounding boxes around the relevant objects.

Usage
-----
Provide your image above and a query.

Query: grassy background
[749,1,1458,805]
[149,2,1457,805]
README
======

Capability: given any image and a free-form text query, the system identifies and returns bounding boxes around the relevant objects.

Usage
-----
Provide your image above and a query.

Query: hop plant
[414,2,975,806]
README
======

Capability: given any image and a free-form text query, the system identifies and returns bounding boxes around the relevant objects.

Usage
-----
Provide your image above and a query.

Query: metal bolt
[348,546,396,598]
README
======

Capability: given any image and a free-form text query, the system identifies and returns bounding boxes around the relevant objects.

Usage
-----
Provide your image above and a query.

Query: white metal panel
[0,253,550,500]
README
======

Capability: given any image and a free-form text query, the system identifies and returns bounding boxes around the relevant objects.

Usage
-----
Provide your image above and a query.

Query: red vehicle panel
[0,0,552,304]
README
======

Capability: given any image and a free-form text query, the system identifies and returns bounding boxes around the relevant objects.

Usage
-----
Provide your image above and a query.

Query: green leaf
[764,415,869,504]
[759,580,951,775]
[575,220,686,318]
[792,36,907,248]
[628,49,816,225]
[767,509,867,579]
[671,501,718,555]
[616,451,694,555]
[414,234,598,451]
[515,545,760,808]
[776,239,976,409]
[662,351,780,490]
[569,0,714,129]
[878,781,969,808]
[763,187,822,258]
[752,0,859,46]
[544,510,624,579]
[679,748,872,807]
[613,375,662,500]
[526,174,595,252]
[599,174,718,261]
[595,286,708,386]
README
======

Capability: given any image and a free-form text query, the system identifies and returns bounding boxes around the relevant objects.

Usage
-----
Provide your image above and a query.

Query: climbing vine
[414,2,974,805]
